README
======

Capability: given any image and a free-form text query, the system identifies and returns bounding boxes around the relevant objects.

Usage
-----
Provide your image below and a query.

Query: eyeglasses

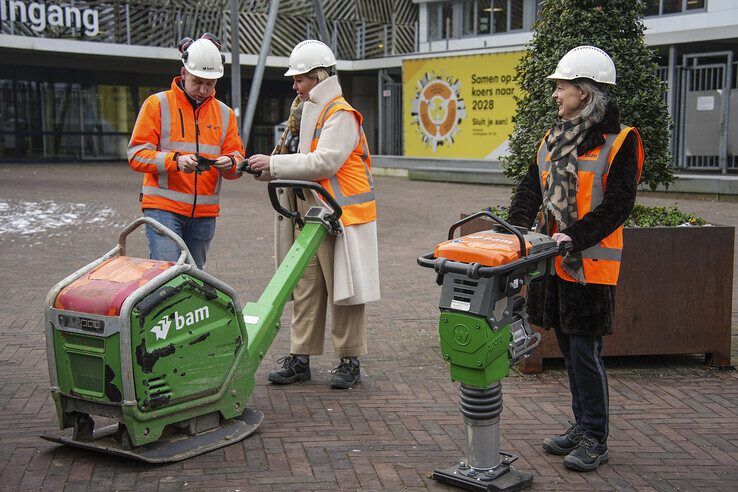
[178,33,222,53]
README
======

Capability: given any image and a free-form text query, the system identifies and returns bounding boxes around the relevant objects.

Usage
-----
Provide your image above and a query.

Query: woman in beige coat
[248,40,379,389]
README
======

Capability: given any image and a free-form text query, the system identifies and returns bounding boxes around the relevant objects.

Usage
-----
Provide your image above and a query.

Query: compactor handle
[117,217,197,267]
[267,180,343,234]
[558,241,574,254]
[447,211,528,259]
[417,241,562,279]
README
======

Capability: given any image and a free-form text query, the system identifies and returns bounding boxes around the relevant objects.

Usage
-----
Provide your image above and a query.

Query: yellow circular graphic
[411,72,466,151]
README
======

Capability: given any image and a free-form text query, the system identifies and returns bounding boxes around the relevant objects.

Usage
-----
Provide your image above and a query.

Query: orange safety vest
[537,126,644,285]
[127,77,244,218]
[310,96,376,227]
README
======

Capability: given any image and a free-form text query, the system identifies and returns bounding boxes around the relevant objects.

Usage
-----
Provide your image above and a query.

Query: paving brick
[1,163,737,489]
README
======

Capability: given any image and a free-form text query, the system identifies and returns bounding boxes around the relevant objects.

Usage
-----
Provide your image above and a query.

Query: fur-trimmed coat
[507,103,640,336]
[263,76,380,305]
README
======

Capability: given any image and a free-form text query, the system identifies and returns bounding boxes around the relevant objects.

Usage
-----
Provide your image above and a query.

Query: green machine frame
[419,211,566,491]
[42,181,341,462]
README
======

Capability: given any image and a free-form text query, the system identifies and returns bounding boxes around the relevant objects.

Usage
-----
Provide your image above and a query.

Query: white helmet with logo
[284,40,336,77]
[547,46,616,85]
[180,36,225,80]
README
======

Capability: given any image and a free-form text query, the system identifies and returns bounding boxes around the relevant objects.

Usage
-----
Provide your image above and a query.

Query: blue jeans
[554,327,609,444]
[143,209,216,269]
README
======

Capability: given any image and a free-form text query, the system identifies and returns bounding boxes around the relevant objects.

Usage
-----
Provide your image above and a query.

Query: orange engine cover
[54,256,174,316]
[434,231,532,267]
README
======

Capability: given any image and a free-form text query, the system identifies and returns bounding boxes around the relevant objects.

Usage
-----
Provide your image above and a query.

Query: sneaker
[330,358,361,389]
[563,435,609,472]
[543,421,583,455]
[268,355,311,384]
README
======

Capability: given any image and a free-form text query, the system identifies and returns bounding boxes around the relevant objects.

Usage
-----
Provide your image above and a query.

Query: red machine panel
[55,256,173,316]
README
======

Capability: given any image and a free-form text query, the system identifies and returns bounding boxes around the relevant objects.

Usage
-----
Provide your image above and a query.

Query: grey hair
[573,79,609,122]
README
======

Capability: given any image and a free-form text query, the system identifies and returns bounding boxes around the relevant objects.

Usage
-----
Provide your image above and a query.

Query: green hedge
[484,204,707,227]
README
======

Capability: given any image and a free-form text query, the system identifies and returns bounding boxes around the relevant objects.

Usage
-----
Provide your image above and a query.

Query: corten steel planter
[459,215,734,373]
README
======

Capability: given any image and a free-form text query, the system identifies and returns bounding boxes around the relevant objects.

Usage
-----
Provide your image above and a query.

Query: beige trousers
[290,200,367,357]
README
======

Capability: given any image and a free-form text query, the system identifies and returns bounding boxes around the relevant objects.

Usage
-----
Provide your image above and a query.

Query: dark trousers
[554,327,609,444]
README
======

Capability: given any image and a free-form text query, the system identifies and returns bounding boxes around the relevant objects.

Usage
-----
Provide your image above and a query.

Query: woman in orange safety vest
[507,46,644,473]
[248,40,380,390]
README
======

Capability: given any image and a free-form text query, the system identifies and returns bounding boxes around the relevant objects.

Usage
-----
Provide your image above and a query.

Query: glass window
[478,0,492,35]
[429,2,442,40]
[138,86,167,106]
[535,0,544,20]
[428,2,454,40]
[443,2,454,38]
[462,0,476,36]
[0,79,15,158]
[90,86,135,133]
[644,0,660,16]
[2,76,150,160]
[686,0,705,10]
[662,0,682,14]
[510,0,524,30]
[493,0,507,33]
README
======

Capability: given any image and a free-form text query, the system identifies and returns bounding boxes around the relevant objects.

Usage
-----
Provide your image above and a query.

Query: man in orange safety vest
[128,32,245,269]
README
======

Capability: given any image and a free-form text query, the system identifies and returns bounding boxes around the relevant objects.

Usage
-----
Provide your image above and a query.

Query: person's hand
[248,154,271,174]
[177,154,198,173]
[552,232,572,245]
[213,156,234,172]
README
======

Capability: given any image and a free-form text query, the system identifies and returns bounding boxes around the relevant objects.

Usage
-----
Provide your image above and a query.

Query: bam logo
[150,306,210,340]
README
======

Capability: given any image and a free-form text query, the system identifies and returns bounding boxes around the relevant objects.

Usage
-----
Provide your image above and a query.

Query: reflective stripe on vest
[538,132,619,210]
[128,141,169,188]
[155,91,229,158]
[311,97,376,223]
[139,90,233,204]
[537,126,641,284]
[141,186,220,205]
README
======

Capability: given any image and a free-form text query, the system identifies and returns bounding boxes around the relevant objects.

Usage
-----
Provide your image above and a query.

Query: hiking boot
[543,421,583,455]
[563,435,609,472]
[268,355,311,384]
[330,358,361,389]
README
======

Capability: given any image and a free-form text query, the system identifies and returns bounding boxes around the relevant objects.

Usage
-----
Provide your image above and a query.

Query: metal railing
[0,0,418,60]
[661,55,737,173]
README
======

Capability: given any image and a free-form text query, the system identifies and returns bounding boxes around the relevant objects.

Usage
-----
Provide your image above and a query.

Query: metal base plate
[433,465,533,492]
[40,408,263,463]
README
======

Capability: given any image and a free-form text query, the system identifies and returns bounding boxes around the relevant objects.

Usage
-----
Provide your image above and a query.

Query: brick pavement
[0,163,736,491]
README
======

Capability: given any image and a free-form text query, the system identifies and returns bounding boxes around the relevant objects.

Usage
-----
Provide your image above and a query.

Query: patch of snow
[0,200,118,236]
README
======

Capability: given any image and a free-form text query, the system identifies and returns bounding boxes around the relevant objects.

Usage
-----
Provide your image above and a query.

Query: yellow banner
[403,51,524,159]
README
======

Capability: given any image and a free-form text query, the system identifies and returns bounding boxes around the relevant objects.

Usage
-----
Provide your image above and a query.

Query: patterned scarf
[541,106,604,284]
[274,96,303,155]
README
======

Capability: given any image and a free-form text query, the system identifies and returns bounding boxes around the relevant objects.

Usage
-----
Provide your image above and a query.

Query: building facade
[1,0,736,172]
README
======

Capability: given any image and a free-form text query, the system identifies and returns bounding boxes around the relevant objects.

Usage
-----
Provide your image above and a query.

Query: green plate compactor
[418,211,568,492]
[42,181,340,463]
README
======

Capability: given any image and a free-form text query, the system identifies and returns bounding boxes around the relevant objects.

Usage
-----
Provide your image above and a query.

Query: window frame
[644,0,707,17]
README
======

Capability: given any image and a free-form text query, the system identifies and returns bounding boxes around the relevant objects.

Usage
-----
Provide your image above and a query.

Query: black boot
[543,421,583,455]
[268,355,311,384]
[564,435,609,472]
[330,357,360,389]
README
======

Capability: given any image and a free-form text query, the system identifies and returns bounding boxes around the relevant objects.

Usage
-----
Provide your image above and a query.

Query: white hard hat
[181,37,225,79]
[284,40,336,77]
[547,46,616,85]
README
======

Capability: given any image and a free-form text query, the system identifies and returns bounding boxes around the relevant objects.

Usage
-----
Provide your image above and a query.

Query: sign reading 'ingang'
[1,0,100,37]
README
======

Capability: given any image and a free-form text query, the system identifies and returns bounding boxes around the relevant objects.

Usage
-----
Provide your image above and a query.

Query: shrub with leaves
[501,0,674,191]
[624,204,707,227]
[485,203,706,227]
